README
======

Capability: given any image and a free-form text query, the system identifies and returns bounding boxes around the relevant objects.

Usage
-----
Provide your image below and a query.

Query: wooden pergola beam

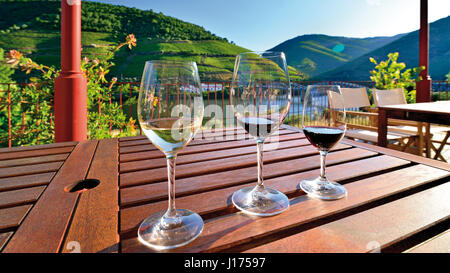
[416,0,432,103]
[54,0,87,142]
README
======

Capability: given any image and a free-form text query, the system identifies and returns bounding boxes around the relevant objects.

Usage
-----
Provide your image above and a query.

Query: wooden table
[377,101,450,159]
[1,126,449,253]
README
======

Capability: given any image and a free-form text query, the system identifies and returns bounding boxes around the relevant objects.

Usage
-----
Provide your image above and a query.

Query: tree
[369,52,424,103]
[2,34,138,147]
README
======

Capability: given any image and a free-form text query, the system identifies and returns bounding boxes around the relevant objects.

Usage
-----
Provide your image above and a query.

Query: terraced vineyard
[0,0,305,82]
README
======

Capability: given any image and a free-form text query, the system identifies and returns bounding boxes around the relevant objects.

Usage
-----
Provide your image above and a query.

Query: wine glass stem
[256,140,264,189]
[165,156,177,218]
[319,150,327,181]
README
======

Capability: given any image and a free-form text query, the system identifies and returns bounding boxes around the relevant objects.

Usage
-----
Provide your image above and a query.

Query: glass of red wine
[300,85,347,200]
[230,51,291,216]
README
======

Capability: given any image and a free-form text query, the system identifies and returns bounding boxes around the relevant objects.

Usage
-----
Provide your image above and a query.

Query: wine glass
[137,60,204,250]
[230,51,292,216]
[299,85,347,200]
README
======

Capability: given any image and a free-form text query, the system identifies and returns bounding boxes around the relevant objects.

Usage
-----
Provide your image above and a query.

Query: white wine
[141,117,197,156]
[137,60,205,250]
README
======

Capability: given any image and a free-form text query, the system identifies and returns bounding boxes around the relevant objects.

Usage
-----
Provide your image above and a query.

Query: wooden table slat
[0,161,63,179]
[119,154,410,235]
[0,146,74,161]
[246,182,450,253]
[118,128,248,148]
[0,186,46,209]
[0,141,77,154]
[120,148,381,208]
[120,132,304,161]
[405,229,450,253]
[0,154,69,169]
[119,143,352,187]
[120,164,449,253]
[118,127,295,153]
[62,139,119,253]
[0,172,56,192]
[0,232,13,251]
[0,205,32,231]
[2,140,98,253]
[118,135,147,142]
[117,127,246,144]
[120,138,311,173]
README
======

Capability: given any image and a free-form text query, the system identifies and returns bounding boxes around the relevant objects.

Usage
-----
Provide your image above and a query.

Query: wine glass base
[137,209,204,250]
[299,178,347,200]
[232,186,289,217]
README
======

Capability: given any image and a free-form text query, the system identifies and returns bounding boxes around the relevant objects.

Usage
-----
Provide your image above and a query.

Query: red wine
[303,126,344,150]
[238,117,274,138]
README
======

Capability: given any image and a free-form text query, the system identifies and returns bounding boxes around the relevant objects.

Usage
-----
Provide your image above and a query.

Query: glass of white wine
[137,60,204,250]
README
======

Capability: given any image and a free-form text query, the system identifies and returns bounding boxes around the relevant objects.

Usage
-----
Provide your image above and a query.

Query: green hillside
[0,0,306,82]
[318,16,450,81]
[269,33,405,78]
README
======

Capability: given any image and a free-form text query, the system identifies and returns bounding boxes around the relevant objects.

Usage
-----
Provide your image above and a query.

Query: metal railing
[1,80,449,148]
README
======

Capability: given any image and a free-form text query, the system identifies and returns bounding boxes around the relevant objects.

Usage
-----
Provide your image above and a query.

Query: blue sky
[89,0,450,51]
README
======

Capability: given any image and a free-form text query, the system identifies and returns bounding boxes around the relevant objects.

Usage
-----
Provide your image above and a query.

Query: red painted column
[416,0,432,103]
[54,0,87,142]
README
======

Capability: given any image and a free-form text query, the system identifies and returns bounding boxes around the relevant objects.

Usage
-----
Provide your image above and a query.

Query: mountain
[317,16,450,81]
[268,33,405,77]
[1,0,301,82]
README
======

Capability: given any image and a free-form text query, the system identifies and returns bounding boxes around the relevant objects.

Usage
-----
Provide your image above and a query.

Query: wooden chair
[329,87,420,154]
[372,88,431,156]
[373,88,407,105]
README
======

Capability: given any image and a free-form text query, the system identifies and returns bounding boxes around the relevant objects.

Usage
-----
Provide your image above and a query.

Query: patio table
[377,101,450,160]
[0,126,449,253]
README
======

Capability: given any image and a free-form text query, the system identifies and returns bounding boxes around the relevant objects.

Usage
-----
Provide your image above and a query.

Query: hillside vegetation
[1,0,307,82]
[0,0,226,40]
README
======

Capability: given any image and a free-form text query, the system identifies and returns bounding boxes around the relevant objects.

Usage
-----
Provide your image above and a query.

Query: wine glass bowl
[137,60,204,250]
[230,51,291,216]
[300,85,347,200]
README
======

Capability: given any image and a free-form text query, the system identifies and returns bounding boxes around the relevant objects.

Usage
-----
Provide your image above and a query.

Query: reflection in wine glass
[137,60,204,250]
[300,85,347,200]
[230,51,292,216]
